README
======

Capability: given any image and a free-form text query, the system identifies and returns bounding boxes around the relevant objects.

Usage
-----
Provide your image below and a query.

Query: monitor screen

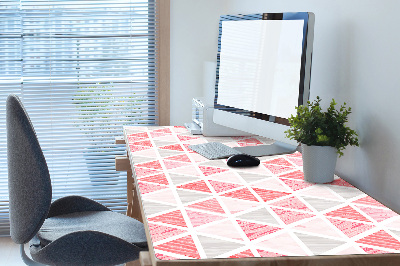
[213,13,314,156]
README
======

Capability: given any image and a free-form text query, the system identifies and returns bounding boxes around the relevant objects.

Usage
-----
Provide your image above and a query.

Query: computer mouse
[227,154,260,167]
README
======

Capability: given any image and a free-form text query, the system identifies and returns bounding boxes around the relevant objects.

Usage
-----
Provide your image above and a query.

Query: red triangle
[155,253,178,260]
[155,235,200,259]
[252,188,290,202]
[148,222,186,242]
[264,164,294,175]
[328,218,374,238]
[271,207,315,225]
[325,205,371,223]
[328,179,354,187]
[136,160,163,170]
[199,165,229,176]
[270,196,313,212]
[356,230,400,250]
[208,180,242,193]
[127,132,149,141]
[360,246,390,254]
[236,219,281,240]
[150,128,172,137]
[148,210,187,228]
[186,198,225,214]
[186,210,224,227]
[130,139,153,147]
[229,249,254,258]
[177,135,199,142]
[221,188,259,202]
[159,144,185,151]
[129,144,151,152]
[177,180,212,193]
[137,181,167,194]
[134,167,161,178]
[279,170,304,180]
[165,154,191,162]
[280,178,313,191]
[237,138,263,146]
[264,157,293,166]
[140,173,169,185]
[352,196,386,208]
[257,249,285,257]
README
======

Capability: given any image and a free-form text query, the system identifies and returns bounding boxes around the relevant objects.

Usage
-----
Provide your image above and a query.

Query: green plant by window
[285,96,359,157]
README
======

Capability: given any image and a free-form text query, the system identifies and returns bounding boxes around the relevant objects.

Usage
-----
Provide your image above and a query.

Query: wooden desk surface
[124,126,400,265]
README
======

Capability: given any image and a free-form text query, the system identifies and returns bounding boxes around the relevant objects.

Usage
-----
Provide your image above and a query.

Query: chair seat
[37,211,147,248]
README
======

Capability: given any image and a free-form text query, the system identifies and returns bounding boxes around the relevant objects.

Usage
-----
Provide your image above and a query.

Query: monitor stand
[233,141,298,157]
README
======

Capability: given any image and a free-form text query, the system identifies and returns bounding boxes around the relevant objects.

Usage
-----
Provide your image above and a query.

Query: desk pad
[124,126,400,260]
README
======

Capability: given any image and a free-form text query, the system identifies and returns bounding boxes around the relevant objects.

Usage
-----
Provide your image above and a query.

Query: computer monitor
[213,12,315,156]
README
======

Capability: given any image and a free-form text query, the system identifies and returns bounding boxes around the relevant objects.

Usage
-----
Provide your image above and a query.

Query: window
[0,0,169,236]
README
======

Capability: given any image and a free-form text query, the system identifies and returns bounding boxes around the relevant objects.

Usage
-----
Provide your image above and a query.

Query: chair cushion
[37,211,147,248]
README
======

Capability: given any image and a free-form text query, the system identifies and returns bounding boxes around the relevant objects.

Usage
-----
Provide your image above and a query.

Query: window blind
[0,0,159,236]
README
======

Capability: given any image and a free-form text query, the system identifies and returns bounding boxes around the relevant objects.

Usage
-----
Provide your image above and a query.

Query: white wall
[170,0,400,212]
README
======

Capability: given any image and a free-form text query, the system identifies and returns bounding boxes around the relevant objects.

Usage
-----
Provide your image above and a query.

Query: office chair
[6,94,148,265]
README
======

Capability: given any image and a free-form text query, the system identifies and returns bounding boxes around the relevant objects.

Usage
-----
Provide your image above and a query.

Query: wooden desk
[121,126,400,266]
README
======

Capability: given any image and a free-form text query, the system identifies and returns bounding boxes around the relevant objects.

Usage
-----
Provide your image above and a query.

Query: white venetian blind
[0,0,159,236]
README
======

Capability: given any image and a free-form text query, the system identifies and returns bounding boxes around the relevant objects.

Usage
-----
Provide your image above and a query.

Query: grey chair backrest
[7,94,52,244]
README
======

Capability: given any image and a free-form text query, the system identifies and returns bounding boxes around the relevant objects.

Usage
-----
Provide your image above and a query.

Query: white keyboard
[188,142,242,160]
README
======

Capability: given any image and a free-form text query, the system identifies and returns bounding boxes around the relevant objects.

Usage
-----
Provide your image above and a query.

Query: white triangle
[301,196,343,212]
[188,153,208,163]
[293,217,344,239]
[328,186,364,200]
[132,148,158,158]
[197,235,244,258]
[333,245,364,255]
[153,135,177,142]
[385,217,400,230]
[142,188,177,205]
[169,173,199,185]
[297,186,345,202]
[208,171,243,184]
[257,232,308,256]
[200,160,229,169]
[251,178,291,192]
[237,172,271,183]
[169,165,201,176]
[237,208,280,225]
[219,197,261,214]
[294,232,346,255]
[196,219,244,241]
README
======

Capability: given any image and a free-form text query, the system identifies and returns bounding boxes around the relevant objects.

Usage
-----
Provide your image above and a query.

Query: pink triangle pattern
[356,205,398,222]
[285,152,303,166]
[127,132,149,141]
[165,154,191,162]
[155,253,178,260]
[163,160,190,170]
[137,182,167,194]
[155,235,201,259]
[280,178,314,191]
[263,158,293,167]
[178,180,212,193]
[199,165,229,176]
[177,135,199,142]
[271,207,315,225]
[139,173,169,185]
[360,246,390,254]
[356,230,400,250]
[257,249,285,257]
[269,196,313,212]
[327,218,374,238]
[135,167,161,178]
[136,160,163,170]
[186,210,225,227]
[129,144,151,152]
[159,144,185,151]
[236,219,281,241]
[237,138,263,146]
[252,188,290,202]
[279,170,304,180]
[130,139,153,147]
[325,205,371,223]
[221,188,259,202]
[148,223,186,242]
[186,198,226,214]
[263,164,294,175]
[148,210,187,228]
[352,196,386,208]
[208,180,242,193]
[328,179,355,188]
[150,128,172,138]
[229,249,254,258]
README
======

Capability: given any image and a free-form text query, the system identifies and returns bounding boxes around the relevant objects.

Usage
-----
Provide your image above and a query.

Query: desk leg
[127,169,143,223]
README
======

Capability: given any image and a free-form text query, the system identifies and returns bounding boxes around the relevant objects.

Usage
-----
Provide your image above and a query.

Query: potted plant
[285,96,359,183]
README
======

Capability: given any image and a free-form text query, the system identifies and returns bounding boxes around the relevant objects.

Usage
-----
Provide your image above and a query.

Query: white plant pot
[301,144,338,183]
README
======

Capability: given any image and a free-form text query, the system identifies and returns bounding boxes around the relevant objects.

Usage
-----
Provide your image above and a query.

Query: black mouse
[227,154,260,167]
